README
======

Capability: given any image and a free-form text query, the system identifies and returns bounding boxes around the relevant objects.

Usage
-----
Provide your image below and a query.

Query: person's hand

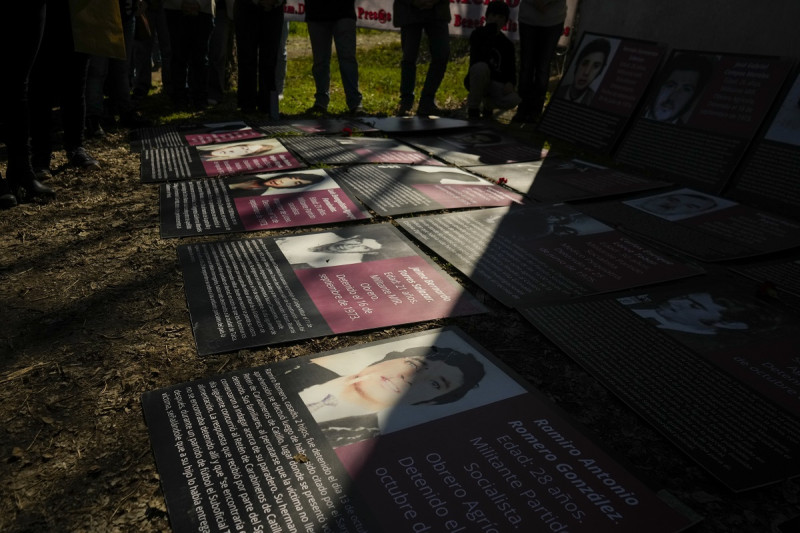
[181,0,200,15]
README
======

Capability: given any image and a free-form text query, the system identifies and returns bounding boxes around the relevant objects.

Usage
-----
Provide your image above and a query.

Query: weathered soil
[1,31,799,533]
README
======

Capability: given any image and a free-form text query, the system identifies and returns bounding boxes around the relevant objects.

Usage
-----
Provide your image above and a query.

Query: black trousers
[234,1,284,112]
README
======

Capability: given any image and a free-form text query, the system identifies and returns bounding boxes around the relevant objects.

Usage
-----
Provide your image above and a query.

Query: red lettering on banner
[357,7,392,24]
[284,3,305,15]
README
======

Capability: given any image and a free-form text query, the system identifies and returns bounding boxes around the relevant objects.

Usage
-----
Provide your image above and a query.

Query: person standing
[392,0,451,117]
[304,0,364,115]
[234,0,286,114]
[0,1,54,207]
[206,0,235,106]
[513,0,566,124]
[29,0,101,180]
[163,0,215,109]
[86,0,152,138]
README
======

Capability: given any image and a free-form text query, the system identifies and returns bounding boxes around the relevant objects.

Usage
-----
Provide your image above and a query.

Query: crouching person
[465,1,520,119]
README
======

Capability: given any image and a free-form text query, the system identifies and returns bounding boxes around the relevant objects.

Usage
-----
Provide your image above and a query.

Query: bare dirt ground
[1,31,799,533]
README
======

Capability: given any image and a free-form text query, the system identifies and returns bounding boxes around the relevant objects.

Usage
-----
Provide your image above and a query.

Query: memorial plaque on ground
[520,276,800,491]
[615,51,793,193]
[538,33,665,153]
[358,116,471,134]
[403,128,547,166]
[330,165,524,216]
[141,138,304,183]
[159,169,369,238]
[255,118,379,136]
[282,136,439,165]
[178,224,486,355]
[579,187,800,261]
[726,70,800,218]
[729,253,800,303]
[398,205,702,308]
[465,158,671,203]
[141,327,696,533]
[130,121,266,152]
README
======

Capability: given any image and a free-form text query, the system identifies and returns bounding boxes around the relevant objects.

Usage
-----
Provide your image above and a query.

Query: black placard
[538,33,666,153]
[398,205,702,308]
[142,327,696,532]
[520,276,800,491]
[615,51,793,193]
[179,224,486,355]
[579,187,800,261]
[159,169,370,238]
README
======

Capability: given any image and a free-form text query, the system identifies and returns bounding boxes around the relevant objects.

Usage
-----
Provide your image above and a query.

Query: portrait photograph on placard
[615,51,793,192]
[580,187,800,261]
[141,137,304,183]
[141,327,696,533]
[179,224,486,355]
[332,164,524,216]
[520,275,800,491]
[538,33,666,152]
[159,169,370,238]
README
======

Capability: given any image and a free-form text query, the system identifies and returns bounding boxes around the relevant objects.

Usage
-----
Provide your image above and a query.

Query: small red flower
[341,127,353,137]
[497,177,508,185]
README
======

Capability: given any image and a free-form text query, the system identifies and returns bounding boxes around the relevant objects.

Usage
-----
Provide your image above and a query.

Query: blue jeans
[399,20,450,105]
[307,18,361,110]
[517,21,563,119]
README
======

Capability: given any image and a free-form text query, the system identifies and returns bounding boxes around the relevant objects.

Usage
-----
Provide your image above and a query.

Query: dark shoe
[467,108,481,119]
[397,100,413,116]
[33,166,53,181]
[305,104,327,115]
[417,101,445,117]
[67,147,101,170]
[348,105,366,116]
[86,116,106,138]
[0,180,18,209]
[8,174,55,202]
[119,111,153,129]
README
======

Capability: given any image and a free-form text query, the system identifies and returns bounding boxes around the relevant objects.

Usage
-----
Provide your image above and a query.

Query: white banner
[283,0,577,43]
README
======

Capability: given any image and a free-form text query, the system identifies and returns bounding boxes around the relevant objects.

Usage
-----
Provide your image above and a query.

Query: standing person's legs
[153,8,172,95]
[132,14,155,101]
[165,9,189,105]
[61,51,97,167]
[85,55,110,134]
[307,20,334,111]
[234,3,258,111]
[0,0,53,203]
[418,19,450,113]
[332,18,362,112]
[399,24,424,112]
[275,20,290,99]
[207,3,232,104]
[187,12,213,108]
[255,10,284,114]
[515,22,562,122]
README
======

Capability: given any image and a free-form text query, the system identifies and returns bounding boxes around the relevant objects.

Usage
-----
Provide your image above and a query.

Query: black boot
[8,171,56,202]
[0,177,18,209]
